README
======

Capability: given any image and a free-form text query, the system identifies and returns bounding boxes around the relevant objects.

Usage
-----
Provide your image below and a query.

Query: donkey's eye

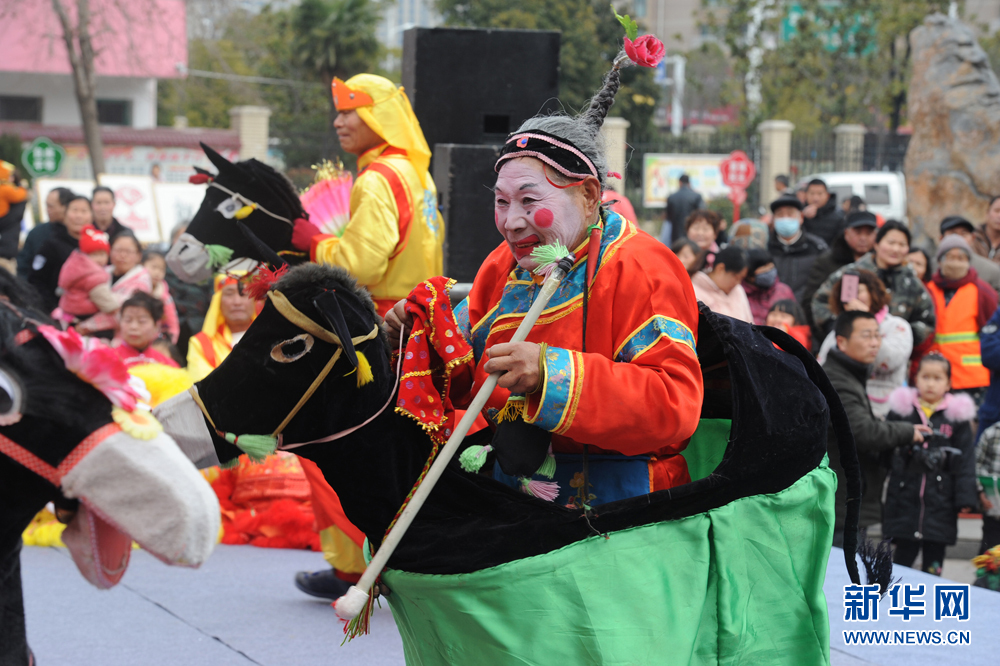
[0,367,24,425]
[270,334,314,363]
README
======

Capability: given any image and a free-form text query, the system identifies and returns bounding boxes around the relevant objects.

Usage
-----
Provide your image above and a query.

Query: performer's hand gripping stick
[336,249,577,622]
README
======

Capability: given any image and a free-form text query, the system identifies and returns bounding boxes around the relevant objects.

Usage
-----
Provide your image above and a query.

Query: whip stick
[335,253,576,620]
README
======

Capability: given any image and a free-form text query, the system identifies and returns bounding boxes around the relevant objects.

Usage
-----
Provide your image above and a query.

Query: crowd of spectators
[672,175,1000,575]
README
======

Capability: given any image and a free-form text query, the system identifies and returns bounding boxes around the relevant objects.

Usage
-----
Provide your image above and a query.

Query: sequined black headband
[494,130,599,181]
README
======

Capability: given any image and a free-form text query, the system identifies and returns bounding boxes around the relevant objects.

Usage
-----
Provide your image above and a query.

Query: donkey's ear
[313,291,359,368]
[201,142,234,174]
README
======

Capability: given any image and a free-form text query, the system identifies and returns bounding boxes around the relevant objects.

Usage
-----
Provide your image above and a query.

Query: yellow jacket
[311,144,443,314]
[187,326,236,382]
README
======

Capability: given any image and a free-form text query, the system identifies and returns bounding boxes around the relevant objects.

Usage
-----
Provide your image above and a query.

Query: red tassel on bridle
[241,264,290,301]
[189,173,213,185]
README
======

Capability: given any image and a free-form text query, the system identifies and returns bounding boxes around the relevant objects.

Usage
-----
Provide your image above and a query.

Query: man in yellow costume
[290,73,444,600]
[291,73,444,317]
[187,274,257,382]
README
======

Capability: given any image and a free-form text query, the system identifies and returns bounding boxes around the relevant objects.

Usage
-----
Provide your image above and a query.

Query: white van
[801,172,907,223]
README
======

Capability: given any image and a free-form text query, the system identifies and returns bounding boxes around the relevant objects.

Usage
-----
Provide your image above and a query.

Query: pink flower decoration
[37,326,141,412]
[624,35,665,68]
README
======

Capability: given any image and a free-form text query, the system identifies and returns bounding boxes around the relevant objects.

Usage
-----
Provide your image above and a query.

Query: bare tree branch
[52,0,106,176]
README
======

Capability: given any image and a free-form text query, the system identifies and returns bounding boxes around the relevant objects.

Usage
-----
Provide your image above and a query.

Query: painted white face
[494,158,588,272]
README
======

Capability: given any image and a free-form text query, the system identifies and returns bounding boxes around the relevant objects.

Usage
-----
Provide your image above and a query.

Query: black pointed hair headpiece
[495,51,631,185]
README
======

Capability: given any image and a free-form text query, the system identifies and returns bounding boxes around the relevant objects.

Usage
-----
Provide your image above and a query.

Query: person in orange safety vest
[926,235,998,394]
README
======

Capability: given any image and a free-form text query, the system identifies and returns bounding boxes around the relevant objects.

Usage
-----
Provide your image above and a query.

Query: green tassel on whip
[530,241,570,276]
[205,244,234,270]
[459,444,493,473]
[224,432,277,463]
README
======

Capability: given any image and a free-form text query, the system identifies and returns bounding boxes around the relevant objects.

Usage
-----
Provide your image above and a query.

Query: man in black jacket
[17,187,73,279]
[91,186,128,241]
[665,174,704,243]
[823,311,928,546]
[802,211,877,336]
[802,178,845,245]
[767,193,827,302]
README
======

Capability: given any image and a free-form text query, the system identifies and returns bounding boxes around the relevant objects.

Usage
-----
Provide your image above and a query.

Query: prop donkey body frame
[157,262,873,665]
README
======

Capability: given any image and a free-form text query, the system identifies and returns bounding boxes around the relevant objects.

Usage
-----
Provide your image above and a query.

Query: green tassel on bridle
[205,244,234,270]
[223,432,278,463]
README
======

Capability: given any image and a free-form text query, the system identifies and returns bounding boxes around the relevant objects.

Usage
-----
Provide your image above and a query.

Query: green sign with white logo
[21,137,66,177]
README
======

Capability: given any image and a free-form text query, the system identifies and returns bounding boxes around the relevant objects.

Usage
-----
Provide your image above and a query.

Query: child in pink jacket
[53,226,117,324]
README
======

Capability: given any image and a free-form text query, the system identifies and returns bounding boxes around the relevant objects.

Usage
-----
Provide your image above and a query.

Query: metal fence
[790,130,910,182]
[789,133,838,181]
[863,132,910,173]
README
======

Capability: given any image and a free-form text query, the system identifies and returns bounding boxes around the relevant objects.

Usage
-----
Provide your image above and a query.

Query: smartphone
[840,274,859,304]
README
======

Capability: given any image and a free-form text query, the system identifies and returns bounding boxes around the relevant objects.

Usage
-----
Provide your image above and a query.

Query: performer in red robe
[387,70,704,505]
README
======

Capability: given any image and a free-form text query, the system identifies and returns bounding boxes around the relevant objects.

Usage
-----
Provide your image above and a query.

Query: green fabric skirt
[383,459,836,665]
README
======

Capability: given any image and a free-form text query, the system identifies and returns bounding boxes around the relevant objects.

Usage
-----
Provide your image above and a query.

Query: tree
[292,0,384,121]
[702,0,951,133]
[158,2,384,178]
[158,38,265,128]
[51,0,105,176]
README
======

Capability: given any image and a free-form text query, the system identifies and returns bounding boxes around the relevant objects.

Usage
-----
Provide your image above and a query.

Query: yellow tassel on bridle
[355,351,374,387]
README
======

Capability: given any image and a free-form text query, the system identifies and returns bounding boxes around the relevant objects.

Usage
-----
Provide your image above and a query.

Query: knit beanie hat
[936,233,972,262]
[79,226,111,254]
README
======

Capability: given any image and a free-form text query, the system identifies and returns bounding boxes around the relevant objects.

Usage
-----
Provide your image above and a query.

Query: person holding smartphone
[816,270,913,419]
[812,220,935,346]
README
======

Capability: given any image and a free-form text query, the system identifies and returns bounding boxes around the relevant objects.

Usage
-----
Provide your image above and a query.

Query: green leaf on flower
[611,4,638,41]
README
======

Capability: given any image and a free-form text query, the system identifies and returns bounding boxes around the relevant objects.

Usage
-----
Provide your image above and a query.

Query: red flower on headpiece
[624,35,665,68]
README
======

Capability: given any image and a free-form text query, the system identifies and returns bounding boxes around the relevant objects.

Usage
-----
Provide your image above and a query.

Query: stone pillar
[684,124,717,148]
[600,116,630,194]
[834,124,866,172]
[229,106,272,162]
[757,120,795,209]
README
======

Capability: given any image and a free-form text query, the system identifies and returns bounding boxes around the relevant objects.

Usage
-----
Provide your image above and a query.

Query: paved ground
[22,546,405,665]
[20,543,1000,665]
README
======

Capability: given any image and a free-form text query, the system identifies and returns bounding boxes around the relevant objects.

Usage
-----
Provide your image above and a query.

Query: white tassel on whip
[335,249,576,621]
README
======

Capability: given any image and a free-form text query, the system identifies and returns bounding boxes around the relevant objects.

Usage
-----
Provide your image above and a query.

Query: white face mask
[774,217,801,238]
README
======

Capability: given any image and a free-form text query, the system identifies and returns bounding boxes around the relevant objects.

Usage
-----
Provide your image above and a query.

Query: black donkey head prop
[166,142,309,283]
[155,264,432,545]
[0,270,218,663]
